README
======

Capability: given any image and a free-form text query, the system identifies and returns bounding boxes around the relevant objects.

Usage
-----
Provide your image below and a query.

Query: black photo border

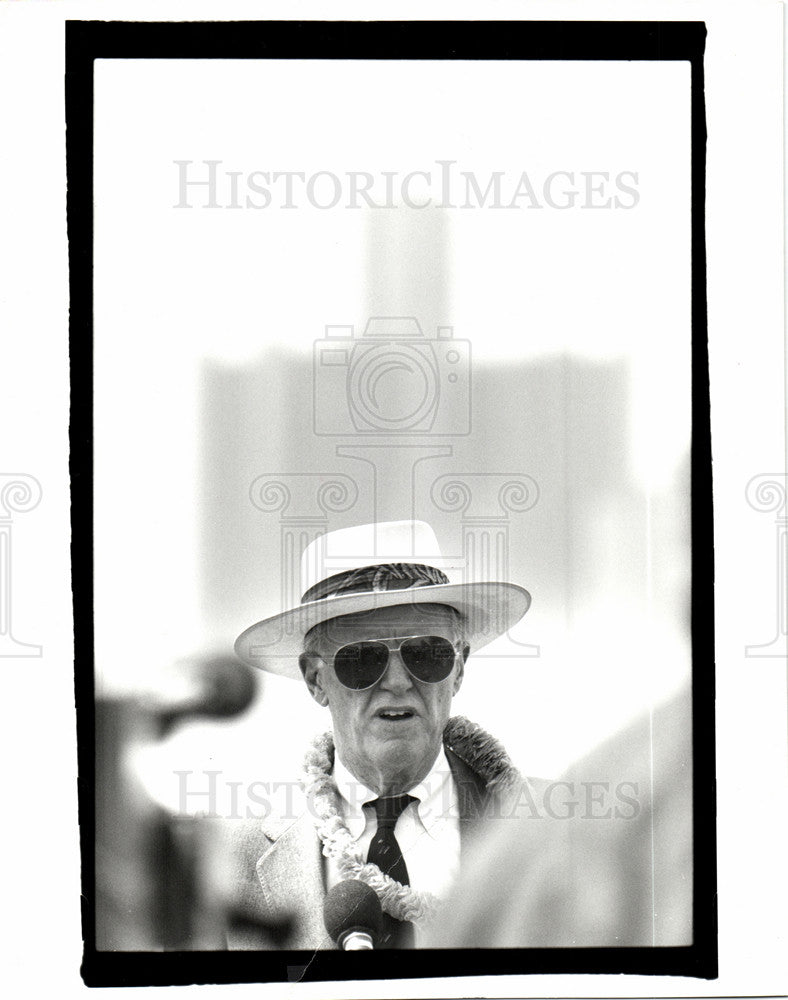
[68,18,716,987]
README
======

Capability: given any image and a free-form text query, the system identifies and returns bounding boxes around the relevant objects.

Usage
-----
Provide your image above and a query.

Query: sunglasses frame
[325,634,464,691]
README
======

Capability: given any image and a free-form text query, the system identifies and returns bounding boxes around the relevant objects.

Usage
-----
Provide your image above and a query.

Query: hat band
[301,562,450,605]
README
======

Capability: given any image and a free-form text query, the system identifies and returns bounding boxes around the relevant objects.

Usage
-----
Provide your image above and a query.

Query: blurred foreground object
[137,654,258,737]
[426,686,692,947]
[95,654,258,950]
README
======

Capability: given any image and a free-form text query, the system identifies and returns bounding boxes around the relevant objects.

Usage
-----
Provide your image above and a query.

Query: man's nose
[379,648,413,692]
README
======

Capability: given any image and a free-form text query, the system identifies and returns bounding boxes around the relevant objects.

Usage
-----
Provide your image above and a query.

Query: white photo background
[93,60,691,809]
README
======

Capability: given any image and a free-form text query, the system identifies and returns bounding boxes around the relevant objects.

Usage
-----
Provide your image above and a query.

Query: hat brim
[234,582,531,679]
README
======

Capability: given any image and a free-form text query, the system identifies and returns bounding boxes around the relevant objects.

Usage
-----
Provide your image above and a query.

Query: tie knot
[371,793,414,828]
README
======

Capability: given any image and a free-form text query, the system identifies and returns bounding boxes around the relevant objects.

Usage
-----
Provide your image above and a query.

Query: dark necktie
[367,794,416,949]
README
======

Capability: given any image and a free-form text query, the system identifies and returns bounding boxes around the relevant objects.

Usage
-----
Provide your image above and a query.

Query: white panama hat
[234,519,531,679]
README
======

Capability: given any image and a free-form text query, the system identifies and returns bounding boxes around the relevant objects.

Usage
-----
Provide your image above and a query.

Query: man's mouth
[375,707,416,721]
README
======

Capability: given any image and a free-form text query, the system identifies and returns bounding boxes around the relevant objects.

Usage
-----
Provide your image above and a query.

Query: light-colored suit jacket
[205,749,502,950]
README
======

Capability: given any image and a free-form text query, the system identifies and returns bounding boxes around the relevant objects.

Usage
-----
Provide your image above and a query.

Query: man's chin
[368,733,437,778]
[368,717,432,756]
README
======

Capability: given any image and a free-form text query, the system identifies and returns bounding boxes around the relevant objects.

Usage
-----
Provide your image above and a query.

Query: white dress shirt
[327,748,462,922]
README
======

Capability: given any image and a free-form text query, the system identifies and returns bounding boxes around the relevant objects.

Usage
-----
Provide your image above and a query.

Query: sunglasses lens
[401,636,456,683]
[333,641,389,690]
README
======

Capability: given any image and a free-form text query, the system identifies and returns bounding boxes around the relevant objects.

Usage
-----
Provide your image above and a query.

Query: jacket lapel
[255,813,332,950]
[446,746,490,817]
[445,746,493,860]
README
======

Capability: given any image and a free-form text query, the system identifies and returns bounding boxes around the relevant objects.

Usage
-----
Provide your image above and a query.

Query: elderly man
[218,520,534,950]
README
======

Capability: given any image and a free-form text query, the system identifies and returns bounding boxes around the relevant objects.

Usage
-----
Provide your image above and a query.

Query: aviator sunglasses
[327,634,463,691]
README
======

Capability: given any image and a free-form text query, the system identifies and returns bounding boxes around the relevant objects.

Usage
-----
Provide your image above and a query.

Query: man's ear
[452,645,469,695]
[299,652,329,707]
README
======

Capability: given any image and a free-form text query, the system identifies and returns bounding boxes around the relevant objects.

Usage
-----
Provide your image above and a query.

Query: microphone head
[138,655,258,726]
[323,879,383,948]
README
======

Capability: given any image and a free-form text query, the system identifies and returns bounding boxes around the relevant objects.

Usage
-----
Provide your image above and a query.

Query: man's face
[301,603,466,795]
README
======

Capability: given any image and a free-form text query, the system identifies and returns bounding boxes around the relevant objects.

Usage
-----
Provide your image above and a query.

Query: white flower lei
[301,715,522,926]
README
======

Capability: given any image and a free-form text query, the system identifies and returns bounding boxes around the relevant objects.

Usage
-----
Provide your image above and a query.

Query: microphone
[137,655,258,737]
[323,880,383,950]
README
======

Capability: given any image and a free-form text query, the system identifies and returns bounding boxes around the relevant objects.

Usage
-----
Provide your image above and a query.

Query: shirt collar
[333,747,457,841]
[333,755,377,840]
[408,747,457,833]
